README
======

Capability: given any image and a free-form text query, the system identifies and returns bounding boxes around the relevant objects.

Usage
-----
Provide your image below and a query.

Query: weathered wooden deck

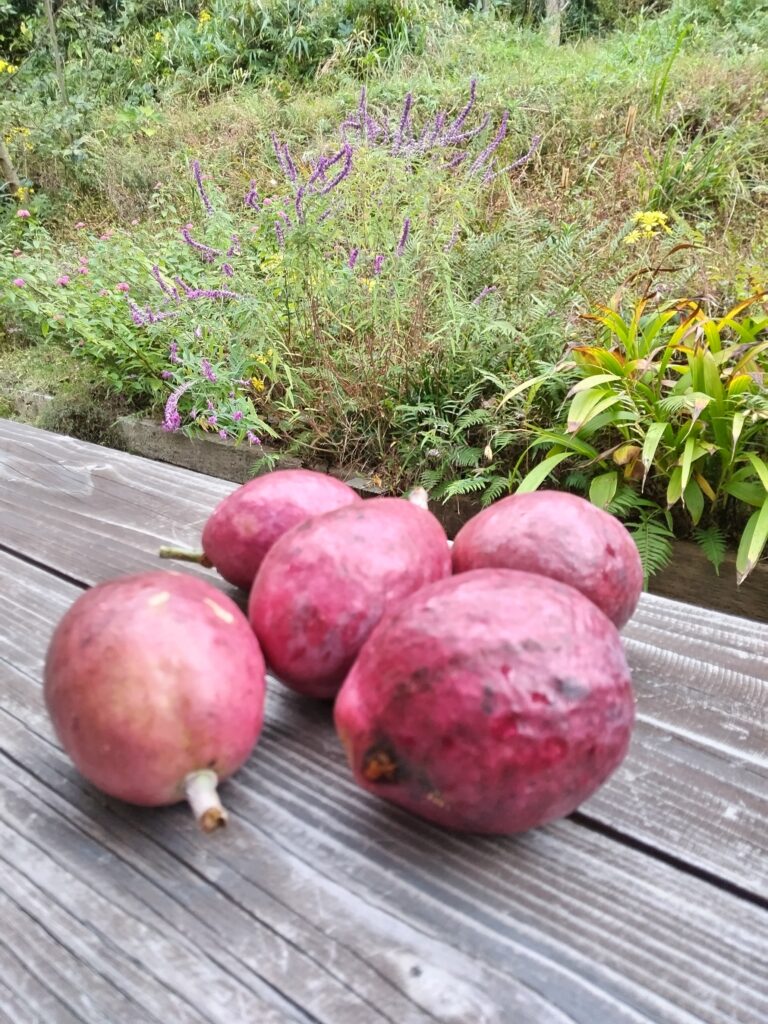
[1,418,766,1024]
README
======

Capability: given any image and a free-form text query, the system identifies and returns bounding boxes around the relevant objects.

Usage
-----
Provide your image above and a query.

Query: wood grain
[3,631,767,1024]
[2,417,766,896]
[2,419,768,1024]
[0,548,765,1024]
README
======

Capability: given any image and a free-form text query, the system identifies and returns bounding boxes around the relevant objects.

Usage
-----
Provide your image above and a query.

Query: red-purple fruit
[160,469,361,590]
[452,490,643,628]
[44,570,266,831]
[248,497,451,699]
[335,569,634,835]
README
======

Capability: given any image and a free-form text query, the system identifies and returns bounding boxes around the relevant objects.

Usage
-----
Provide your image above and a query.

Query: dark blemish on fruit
[606,543,616,558]
[530,691,550,705]
[481,686,495,715]
[410,965,423,978]
[521,638,543,653]
[362,744,400,784]
[555,676,589,701]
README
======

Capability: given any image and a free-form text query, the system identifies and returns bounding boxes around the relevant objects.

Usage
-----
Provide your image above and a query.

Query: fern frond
[442,476,489,498]
[627,514,675,586]
[481,475,511,506]
[693,524,727,576]
[606,484,647,517]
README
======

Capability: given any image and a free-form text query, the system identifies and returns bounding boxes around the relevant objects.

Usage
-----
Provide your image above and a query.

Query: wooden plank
[2,446,766,902]
[2,554,767,1024]
[3,659,768,1024]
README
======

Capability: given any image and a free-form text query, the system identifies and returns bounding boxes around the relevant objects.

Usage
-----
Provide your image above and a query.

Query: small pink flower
[12,277,26,287]
[75,221,86,229]
[100,232,113,241]
[131,218,139,226]
[77,266,89,275]
[99,288,109,296]
[218,429,228,440]
[17,209,30,219]
[232,410,243,421]
[208,414,218,427]
[13,248,22,257]
[56,275,70,287]
[246,431,261,445]
[115,282,130,293]
[79,256,88,265]
[161,370,173,380]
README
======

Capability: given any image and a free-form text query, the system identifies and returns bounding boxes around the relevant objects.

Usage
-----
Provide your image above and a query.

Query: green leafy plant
[511,289,768,582]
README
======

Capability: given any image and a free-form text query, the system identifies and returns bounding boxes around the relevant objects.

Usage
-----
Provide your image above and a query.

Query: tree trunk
[0,136,21,195]
[43,0,69,106]
[545,0,562,46]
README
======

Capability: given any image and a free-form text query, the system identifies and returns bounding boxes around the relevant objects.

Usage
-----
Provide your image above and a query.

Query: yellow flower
[155,31,165,42]
[251,377,266,392]
[624,211,672,244]
[198,9,212,23]
[0,59,19,75]
[15,186,34,201]
[131,56,143,67]
[359,277,375,292]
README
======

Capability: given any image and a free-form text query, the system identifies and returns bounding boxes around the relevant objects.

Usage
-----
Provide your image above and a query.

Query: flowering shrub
[2,80,545,473]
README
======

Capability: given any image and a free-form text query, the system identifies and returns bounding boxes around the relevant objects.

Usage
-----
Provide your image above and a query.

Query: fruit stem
[184,769,228,832]
[406,486,430,510]
[158,546,212,567]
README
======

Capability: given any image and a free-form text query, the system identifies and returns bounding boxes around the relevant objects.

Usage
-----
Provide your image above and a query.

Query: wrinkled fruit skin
[202,469,361,589]
[452,490,643,628]
[44,571,266,806]
[249,497,451,699]
[335,569,634,835]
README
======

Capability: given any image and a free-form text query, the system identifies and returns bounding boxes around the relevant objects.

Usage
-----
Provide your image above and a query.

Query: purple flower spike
[447,78,477,139]
[444,223,460,252]
[469,111,509,176]
[218,429,228,440]
[348,247,359,270]
[275,220,286,249]
[161,370,173,380]
[473,285,498,305]
[233,410,244,421]
[201,359,217,383]
[373,254,385,276]
[247,431,261,446]
[318,144,352,196]
[244,181,261,210]
[128,300,146,326]
[163,381,193,432]
[396,218,411,257]
[152,265,178,299]
[191,159,214,215]
[221,263,235,278]
[489,134,542,181]
[181,227,221,263]
[393,92,413,154]
[168,342,182,365]
[445,152,468,171]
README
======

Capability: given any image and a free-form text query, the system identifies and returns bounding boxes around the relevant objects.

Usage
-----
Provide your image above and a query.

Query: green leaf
[641,422,668,483]
[725,481,767,508]
[680,434,697,494]
[667,466,683,506]
[516,452,572,494]
[693,525,726,576]
[744,452,768,493]
[683,478,704,525]
[736,498,768,584]
[569,373,621,395]
[732,411,746,451]
[567,391,621,433]
[589,471,619,509]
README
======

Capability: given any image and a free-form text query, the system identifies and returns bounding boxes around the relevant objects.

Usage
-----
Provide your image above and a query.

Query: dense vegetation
[1,0,767,580]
